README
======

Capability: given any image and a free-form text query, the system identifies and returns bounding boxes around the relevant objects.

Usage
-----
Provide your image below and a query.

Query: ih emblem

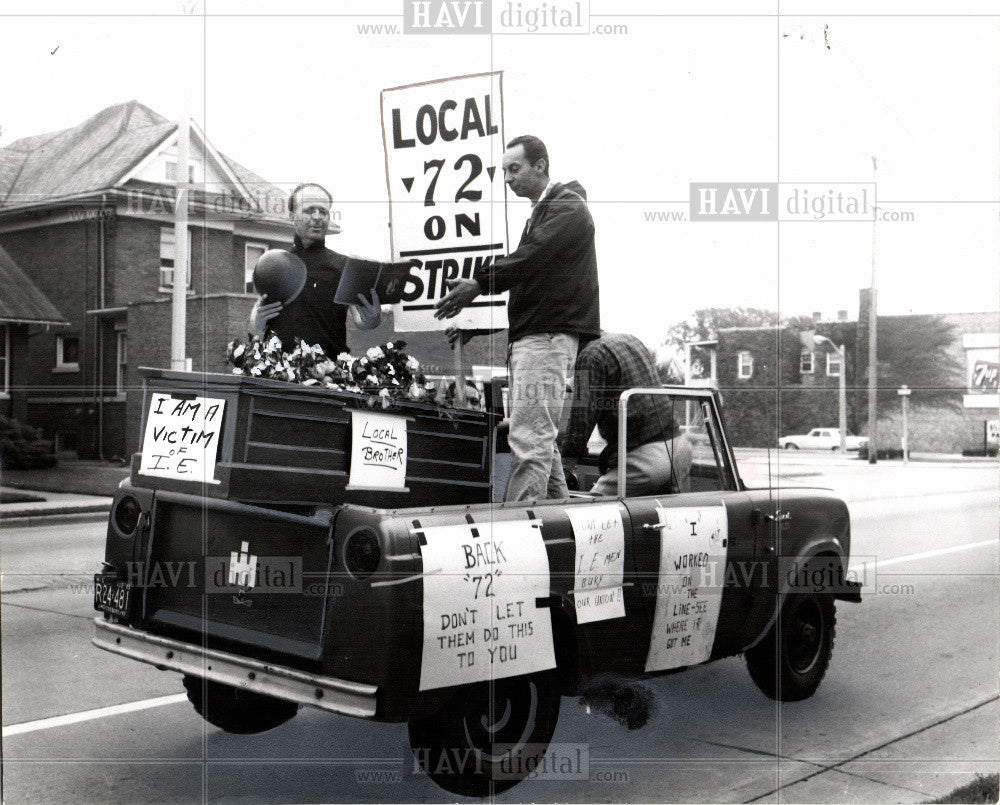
[228,541,258,589]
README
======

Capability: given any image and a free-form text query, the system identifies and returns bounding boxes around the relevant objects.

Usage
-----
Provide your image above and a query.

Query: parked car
[779,428,868,451]
[94,372,861,796]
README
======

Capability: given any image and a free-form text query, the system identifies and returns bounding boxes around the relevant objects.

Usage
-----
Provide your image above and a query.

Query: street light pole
[868,155,879,464]
[898,385,911,465]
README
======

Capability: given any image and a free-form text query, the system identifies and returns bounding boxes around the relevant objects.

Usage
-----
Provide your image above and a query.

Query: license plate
[94,573,131,618]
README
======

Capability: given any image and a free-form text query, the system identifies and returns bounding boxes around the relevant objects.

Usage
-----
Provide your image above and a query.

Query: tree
[866,314,962,415]
[664,307,783,347]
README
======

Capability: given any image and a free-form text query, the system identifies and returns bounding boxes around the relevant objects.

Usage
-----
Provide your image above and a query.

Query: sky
[1,0,998,347]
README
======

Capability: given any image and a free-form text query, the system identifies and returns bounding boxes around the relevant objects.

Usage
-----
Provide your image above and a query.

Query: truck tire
[745,591,835,701]
[408,673,561,796]
[182,675,298,734]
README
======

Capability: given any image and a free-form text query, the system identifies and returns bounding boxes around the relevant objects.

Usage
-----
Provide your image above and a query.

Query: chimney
[837,309,848,321]
[812,311,822,323]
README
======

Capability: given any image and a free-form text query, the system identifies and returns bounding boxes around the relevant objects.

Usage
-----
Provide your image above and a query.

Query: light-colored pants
[505,333,579,502]
[590,436,693,497]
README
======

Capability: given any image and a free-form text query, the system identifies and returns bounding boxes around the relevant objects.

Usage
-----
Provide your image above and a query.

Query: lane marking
[851,539,999,572]
[2,694,187,738]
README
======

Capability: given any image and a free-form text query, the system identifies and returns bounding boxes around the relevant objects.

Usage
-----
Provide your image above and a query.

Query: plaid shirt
[561,333,677,472]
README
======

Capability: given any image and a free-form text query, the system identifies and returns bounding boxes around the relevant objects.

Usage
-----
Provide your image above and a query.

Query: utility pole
[898,385,911,464]
[171,119,190,371]
[867,155,878,463]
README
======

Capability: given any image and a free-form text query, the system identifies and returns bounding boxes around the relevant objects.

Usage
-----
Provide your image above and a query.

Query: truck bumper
[93,618,377,719]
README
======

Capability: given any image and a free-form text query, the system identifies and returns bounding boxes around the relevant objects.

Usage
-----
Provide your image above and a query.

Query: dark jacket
[271,236,349,357]
[474,181,600,344]
[561,333,678,473]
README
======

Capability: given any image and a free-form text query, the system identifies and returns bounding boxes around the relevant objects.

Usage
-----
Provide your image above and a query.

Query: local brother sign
[381,72,509,331]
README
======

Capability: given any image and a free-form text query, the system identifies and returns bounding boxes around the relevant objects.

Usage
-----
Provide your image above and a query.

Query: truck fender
[741,546,859,652]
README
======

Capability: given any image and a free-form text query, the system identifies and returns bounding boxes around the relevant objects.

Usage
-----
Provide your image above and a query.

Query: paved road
[1,464,996,803]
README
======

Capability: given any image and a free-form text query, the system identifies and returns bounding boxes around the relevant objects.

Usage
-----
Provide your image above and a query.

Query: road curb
[1,503,111,521]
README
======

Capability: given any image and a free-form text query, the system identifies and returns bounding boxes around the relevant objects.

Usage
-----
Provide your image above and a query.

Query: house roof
[0,245,68,325]
[0,100,287,217]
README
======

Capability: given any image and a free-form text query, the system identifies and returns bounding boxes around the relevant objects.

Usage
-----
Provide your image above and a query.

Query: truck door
[625,394,759,670]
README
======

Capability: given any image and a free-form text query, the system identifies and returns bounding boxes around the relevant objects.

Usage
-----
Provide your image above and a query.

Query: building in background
[686,291,998,454]
[0,244,69,423]
[0,101,293,458]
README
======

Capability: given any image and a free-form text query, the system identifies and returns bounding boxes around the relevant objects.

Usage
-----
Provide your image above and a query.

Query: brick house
[0,244,68,424]
[686,291,999,453]
[0,101,293,458]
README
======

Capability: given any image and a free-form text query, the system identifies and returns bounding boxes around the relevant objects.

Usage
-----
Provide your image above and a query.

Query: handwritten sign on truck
[418,520,555,690]
[348,411,409,491]
[139,394,225,483]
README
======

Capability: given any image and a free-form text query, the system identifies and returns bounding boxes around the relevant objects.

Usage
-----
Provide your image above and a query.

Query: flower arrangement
[227,332,437,408]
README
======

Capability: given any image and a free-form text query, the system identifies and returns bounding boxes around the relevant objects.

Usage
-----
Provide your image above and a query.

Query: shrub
[870,405,984,454]
[0,415,56,470]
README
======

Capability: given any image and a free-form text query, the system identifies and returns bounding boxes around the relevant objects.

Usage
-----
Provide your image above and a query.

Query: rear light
[343,527,381,579]
[113,495,142,537]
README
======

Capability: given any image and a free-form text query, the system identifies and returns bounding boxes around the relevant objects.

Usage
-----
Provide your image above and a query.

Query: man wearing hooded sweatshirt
[435,135,601,501]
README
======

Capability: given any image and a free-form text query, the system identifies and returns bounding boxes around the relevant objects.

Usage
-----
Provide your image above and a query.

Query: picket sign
[380,71,509,333]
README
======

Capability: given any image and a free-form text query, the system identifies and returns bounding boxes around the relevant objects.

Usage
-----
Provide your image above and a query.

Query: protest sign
[418,519,555,690]
[381,71,509,331]
[347,410,408,491]
[139,394,225,483]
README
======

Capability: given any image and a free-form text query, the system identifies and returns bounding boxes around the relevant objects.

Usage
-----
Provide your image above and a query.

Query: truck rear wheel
[745,591,835,701]
[408,673,561,797]
[182,675,298,734]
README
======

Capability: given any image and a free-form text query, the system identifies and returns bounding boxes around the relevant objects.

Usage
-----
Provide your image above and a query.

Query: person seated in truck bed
[560,332,692,496]
[250,183,381,356]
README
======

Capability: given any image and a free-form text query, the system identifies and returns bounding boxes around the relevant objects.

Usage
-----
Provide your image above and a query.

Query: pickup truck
[93,369,861,797]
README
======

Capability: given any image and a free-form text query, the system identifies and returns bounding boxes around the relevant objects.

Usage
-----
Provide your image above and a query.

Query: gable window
[160,227,193,290]
[165,161,195,183]
[55,335,80,373]
[800,351,814,374]
[0,325,9,395]
[116,330,128,394]
[827,351,843,377]
[737,351,754,379]
[245,243,268,293]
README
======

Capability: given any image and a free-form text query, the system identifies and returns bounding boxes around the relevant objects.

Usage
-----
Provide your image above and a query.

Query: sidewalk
[1,458,126,520]
[1,451,995,520]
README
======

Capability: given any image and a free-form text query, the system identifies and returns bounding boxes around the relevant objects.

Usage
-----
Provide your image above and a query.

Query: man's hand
[250,294,283,334]
[434,278,481,320]
[444,325,475,348]
[351,289,382,330]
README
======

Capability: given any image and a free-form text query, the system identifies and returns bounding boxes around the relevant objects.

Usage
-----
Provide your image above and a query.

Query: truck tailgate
[141,491,335,662]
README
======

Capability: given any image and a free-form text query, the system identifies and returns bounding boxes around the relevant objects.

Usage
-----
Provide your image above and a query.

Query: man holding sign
[435,135,601,501]
[250,183,383,356]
